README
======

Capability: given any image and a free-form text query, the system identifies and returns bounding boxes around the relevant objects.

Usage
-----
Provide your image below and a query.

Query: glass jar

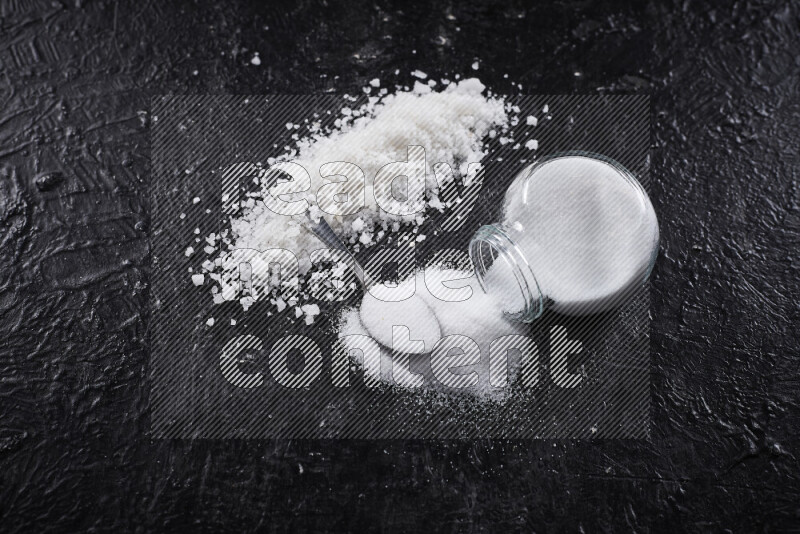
[469,153,659,322]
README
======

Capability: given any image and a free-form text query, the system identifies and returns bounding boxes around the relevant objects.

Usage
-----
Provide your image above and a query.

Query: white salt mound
[197,77,530,318]
[359,284,441,354]
[415,268,524,353]
[351,267,523,356]
[337,267,527,400]
[228,78,509,269]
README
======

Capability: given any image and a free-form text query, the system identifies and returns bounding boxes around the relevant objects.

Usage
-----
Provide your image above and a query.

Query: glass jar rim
[469,224,545,323]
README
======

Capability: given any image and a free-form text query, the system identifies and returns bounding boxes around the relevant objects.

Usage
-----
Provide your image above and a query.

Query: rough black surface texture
[0,0,798,531]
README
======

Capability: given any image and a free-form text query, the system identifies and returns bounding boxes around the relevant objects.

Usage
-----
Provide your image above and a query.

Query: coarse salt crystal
[301,304,321,325]
[201,77,510,314]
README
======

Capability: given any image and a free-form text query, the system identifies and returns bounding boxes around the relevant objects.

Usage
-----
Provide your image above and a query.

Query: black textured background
[1,0,798,531]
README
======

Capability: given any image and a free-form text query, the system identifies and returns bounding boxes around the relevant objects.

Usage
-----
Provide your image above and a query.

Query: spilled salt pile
[193,75,546,325]
[359,287,441,355]
[337,266,527,398]
[341,267,524,355]
[415,267,524,351]
[228,78,510,263]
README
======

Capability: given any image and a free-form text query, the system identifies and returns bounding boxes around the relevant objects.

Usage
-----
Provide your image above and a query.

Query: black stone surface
[1,0,798,531]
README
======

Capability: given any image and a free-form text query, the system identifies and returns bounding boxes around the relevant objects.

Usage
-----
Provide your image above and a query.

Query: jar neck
[468,224,544,322]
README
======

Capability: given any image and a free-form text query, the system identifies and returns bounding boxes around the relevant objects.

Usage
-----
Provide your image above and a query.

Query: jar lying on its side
[469,154,659,322]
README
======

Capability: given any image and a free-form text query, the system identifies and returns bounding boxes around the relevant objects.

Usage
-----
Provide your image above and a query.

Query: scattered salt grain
[358,232,373,246]
[525,139,538,150]
[191,274,205,286]
[301,304,321,325]
[526,116,538,126]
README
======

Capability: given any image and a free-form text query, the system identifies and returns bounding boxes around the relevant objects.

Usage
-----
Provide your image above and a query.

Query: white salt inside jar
[470,154,659,320]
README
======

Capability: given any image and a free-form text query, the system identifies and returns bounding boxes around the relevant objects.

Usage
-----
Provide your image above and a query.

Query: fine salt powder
[359,285,441,354]
[342,267,523,358]
[337,266,526,399]
[480,257,526,314]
